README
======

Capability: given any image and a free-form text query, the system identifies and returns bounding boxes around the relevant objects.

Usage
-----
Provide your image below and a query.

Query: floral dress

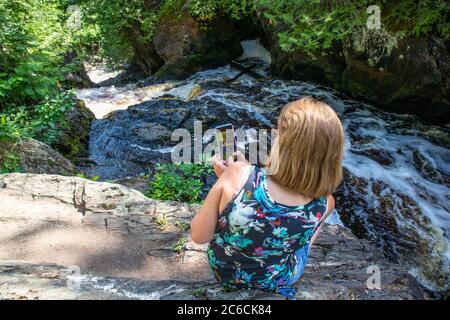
[207,166,328,299]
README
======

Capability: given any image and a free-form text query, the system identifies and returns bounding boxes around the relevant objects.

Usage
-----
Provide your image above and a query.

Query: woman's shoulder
[221,162,253,179]
[219,162,253,192]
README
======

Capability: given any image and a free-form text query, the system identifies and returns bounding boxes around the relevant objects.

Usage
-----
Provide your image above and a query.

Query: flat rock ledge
[0,173,424,300]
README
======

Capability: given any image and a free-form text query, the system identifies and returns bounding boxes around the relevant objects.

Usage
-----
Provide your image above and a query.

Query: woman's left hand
[212,154,227,178]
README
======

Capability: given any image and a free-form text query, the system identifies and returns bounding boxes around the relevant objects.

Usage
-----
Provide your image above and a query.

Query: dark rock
[96,63,149,88]
[127,24,164,76]
[335,169,449,291]
[64,51,96,88]
[55,99,95,163]
[82,79,276,179]
[342,32,449,123]
[351,149,395,166]
[134,122,173,142]
[84,100,192,179]
[154,52,235,81]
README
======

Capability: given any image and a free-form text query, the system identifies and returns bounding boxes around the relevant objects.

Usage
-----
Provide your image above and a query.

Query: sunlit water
[76,41,449,292]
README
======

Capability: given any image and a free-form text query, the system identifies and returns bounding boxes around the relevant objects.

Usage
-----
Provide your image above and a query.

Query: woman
[191,96,345,299]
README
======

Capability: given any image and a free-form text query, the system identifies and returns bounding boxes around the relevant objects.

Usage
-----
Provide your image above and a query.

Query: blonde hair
[266,96,345,198]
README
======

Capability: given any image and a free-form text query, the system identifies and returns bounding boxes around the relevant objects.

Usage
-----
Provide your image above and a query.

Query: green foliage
[154,214,168,230]
[192,287,207,297]
[0,0,85,149]
[175,221,190,232]
[77,0,159,66]
[256,0,449,55]
[173,236,187,253]
[0,0,78,109]
[0,151,23,173]
[76,0,254,66]
[188,0,220,20]
[0,91,75,145]
[384,0,449,38]
[261,0,370,54]
[79,0,447,61]
[75,172,100,181]
[145,162,213,204]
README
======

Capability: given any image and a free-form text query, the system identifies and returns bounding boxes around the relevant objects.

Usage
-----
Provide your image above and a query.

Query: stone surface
[127,26,164,76]
[0,173,425,300]
[54,99,95,163]
[0,139,77,176]
[64,51,96,89]
[112,175,150,193]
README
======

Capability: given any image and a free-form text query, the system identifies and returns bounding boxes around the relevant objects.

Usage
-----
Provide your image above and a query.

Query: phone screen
[215,124,236,161]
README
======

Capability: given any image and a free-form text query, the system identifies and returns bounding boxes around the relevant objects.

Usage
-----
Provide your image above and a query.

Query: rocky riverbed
[75,56,450,292]
[0,173,424,300]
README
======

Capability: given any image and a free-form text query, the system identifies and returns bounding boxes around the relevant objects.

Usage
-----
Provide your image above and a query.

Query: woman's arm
[309,195,335,246]
[190,177,224,244]
[191,155,249,244]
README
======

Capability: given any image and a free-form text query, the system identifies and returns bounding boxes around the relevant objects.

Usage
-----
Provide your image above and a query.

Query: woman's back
[191,96,344,299]
[208,165,328,293]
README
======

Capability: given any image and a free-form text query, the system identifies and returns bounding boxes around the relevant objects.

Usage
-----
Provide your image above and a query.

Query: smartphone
[215,123,237,161]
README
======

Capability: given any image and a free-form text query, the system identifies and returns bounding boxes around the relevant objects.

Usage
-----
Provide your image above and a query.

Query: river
[76,41,450,293]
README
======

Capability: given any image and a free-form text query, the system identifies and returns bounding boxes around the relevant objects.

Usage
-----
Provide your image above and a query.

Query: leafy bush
[77,0,255,66]
[77,0,449,64]
[75,172,100,181]
[256,0,449,55]
[0,151,23,174]
[0,0,84,150]
[173,236,187,253]
[0,91,75,145]
[0,0,77,109]
[145,162,213,204]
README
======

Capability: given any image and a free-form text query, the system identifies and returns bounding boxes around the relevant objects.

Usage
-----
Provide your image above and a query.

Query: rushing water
[77,41,450,292]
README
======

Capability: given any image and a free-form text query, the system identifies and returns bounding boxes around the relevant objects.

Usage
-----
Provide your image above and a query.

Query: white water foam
[239,39,272,65]
[66,274,186,300]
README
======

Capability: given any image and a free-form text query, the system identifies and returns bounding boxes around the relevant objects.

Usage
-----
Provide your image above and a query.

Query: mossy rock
[0,138,76,175]
[55,99,95,163]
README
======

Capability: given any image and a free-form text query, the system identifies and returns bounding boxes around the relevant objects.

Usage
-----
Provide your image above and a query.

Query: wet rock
[335,169,449,292]
[0,173,424,300]
[351,149,394,166]
[55,99,95,163]
[0,139,77,176]
[64,51,96,88]
[84,82,274,179]
[84,100,192,179]
[95,63,149,88]
[154,52,236,81]
[134,123,173,142]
